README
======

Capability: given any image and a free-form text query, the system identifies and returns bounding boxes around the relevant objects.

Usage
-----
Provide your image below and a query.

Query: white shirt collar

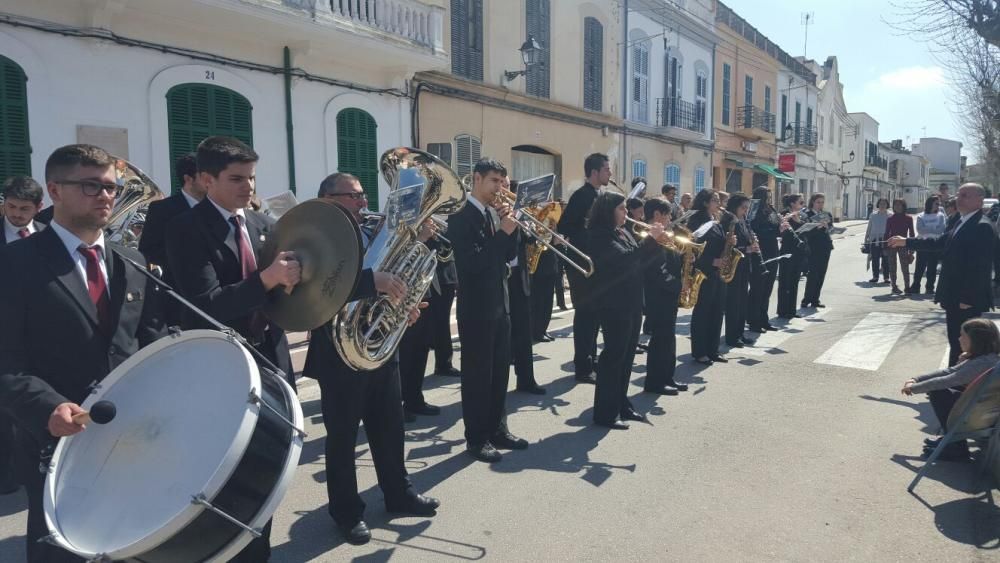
[48,219,105,257]
[181,189,200,208]
[3,217,35,241]
[467,195,488,216]
[208,196,246,223]
[960,210,977,223]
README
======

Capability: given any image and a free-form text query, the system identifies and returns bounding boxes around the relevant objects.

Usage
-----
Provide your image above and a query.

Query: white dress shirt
[47,220,109,295]
[207,196,251,257]
[3,216,35,244]
[181,190,200,208]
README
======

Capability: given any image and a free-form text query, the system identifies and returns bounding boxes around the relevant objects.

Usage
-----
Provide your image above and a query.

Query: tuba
[718,210,745,283]
[332,147,468,371]
[106,158,163,248]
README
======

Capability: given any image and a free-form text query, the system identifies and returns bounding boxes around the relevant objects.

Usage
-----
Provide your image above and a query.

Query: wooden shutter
[631,43,649,122]
[0,56,31,186]
[451,0,483,80]
[583,17,603,112]
[721,64,731,125]
[336,108,380,211]
[166,83,254,193]
[455,134,481,177]
[526,0,550,98]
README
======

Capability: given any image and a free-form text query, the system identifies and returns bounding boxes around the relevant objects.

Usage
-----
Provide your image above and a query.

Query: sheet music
[262,191,299,219]
[693,220,716,239]
[514,174,556,209]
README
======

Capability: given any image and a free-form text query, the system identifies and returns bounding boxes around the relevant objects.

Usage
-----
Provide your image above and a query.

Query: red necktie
[79,245,110,334]
[229,215,267,338]
[17,229,29,239]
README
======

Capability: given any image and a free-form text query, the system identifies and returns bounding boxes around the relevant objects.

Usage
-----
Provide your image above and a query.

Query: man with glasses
[304,172,439,545]
[0,144,166,562]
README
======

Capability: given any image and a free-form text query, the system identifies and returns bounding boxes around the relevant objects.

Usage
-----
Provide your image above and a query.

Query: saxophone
[525,201,563,274]
[718,210,745,283]
[332,147,468,371]
[675,224,707,308]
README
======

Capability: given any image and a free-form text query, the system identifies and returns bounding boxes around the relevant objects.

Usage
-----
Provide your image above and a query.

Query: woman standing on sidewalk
[884,199,915,295]
[908,196,946,295]
[864,198,890,284]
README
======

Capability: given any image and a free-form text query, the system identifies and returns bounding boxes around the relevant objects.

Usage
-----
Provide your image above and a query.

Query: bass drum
[42,330,304,562]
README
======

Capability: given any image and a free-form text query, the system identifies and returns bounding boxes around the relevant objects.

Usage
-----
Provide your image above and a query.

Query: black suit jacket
[139,192,193,275]
[908,210,995,311]
[0,228,165,446]
[165,198,293,381]
[448,202,516,321]
[513,234,531,296]
[33,206,53,226]
[301,268,378,380]
[642,243,682,313]
[0,220,45,244]
[588,227,655,314]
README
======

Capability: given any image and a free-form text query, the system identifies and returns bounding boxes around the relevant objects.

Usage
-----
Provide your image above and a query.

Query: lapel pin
[126,293,135,302]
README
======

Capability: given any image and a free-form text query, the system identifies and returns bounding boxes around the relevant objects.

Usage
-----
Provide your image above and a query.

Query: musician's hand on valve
[499,214,518,235]
[417,219,437,243]
[49,402,87,437]
[887,236,907,248]
[375,272,407,304]
[727,233,737,246]
[649,223,665,241]
[261,251,301,292]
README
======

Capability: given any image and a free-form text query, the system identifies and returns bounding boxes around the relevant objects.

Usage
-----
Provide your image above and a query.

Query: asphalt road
[3,220,999,562]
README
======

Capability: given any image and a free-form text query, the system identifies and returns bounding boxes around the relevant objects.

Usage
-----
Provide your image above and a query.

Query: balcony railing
[786,122,817,147]
[736,105,776,134]
[865,154,888,170]
[655,97,707,133]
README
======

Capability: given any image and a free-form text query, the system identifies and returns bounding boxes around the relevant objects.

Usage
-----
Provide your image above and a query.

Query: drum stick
[70,400,117,425]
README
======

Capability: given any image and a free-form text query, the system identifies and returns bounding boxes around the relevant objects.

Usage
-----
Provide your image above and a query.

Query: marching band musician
[802,193,834,308]
[557,153,611,385]
[304,172,440,545]
[776,193,808,319]
[641,198,687,395]
[166,136,301,560]
[688,189,734,366]
[587,192,662,428]
[0,144,166,563]
[723,194,757,348]
[660,183,682,221]
[448,158,528,463]
[506,178,546,395]
[748,187,781,333]
[530,210,561,344]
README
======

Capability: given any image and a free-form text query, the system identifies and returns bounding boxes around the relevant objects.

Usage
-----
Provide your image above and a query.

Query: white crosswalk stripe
[814,312,912,371]
[740,308,832,356]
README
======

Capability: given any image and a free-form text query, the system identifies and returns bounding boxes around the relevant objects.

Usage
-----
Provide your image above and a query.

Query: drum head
[261,199,363,332]
[44,331,261,559]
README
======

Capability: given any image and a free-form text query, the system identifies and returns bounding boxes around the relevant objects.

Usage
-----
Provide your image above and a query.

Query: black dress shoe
[575,373,597,385]
[813,302,826,308]
[646,386,679,396]
[387,493,440,516]
[747,325,767,333]
[763,324,779,331]
[540,333,555,342]
[467,442,502,462]
[800,301,812,308]
[710,355,729,363]
[923,437,942,447]
[492,432,529,450]
[665,381,689,392]
[620,409,646,422]
[595,419,629,430]
[739,336,756,345]
[726,341,745,348]
[434,366,461,377]
[868,278,879,283]
[405,403,441,416]
[694,357,713,366]
[516,383,547,395]
[338,520,371,545]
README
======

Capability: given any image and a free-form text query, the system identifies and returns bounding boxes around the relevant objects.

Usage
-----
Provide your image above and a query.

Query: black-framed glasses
[326,192,367,200]
[57,180,120,197]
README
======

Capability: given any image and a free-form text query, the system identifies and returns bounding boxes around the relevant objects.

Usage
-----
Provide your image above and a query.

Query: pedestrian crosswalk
[740,308,832,357]
[814,312,912,371]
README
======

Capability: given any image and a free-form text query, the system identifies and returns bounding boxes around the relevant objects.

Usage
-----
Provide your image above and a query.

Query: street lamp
[502,36,544,83]
[838,151,855,186]
[778,123,794,142]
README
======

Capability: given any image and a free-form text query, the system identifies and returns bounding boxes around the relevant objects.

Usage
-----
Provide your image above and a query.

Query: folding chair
[908,364,1000,493]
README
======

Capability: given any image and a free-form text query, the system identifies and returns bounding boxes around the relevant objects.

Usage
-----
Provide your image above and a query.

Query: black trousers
[555,261,567,309]
[399,304,432,409]
[748,256,778,328]
[945,305,983,367]
[428,284,456,371]
[691,273,726,358]
[911,251,940,291]
[509,267,537,388]
[0,418,16,492]
[776,256,802,318]
[869,245,888,281]
[928,387,965,433]
[803,248,831,305]
[531,272,557,339]
[594,310,636,423]
[645,298,679,390]
[568,272,599,377]
[318,360,411,526]
[458,313,512,446]
[724,260,750,344]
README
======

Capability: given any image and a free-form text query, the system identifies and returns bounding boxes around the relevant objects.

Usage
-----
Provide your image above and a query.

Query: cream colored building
[414,0,623,198]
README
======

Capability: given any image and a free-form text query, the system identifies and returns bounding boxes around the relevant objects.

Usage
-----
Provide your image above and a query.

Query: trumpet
[493,188,595,277]
[429,214,454,262]
[624,217,702,251]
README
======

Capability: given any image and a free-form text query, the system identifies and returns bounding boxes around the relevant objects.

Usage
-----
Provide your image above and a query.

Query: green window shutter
[336,108,380,211]
[526,0,550,98]
[0,55,32,187]
[583,17,603,111]
[166,83,254,194]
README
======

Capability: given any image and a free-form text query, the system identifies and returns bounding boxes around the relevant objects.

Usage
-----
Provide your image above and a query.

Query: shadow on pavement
[0,534,25,563]
[859,394,938,435]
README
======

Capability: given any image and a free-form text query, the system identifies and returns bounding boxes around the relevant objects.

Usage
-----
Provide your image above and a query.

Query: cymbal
[261,199,363,332]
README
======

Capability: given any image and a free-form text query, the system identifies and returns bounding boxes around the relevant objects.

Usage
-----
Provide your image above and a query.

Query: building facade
[911,137,964,195]
[807,56,854,221]
[882,140,930,212]
[414,0,623,199]
[775,59,819,201]
[0,0,449,209]
[842,112,887,218]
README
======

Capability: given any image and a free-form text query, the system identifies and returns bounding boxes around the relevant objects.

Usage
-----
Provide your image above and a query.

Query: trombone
[624,217,703,251]
[494,188,595,278]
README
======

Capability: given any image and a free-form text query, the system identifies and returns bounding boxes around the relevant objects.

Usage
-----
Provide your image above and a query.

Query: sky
[720,0,971,160]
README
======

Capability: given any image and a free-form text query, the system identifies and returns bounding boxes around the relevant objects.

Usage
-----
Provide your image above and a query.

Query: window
[632,159,647,180]
[630,40,650,122]
[0,55,31,186]
[695,69,708,132]
[794,101,801,143]
[167,83,253,193]
[583,17,603,111]
[696,71,708,98]
[721,63,731,125]
[336,108,380,210]
[781,93,788,133]
[819,115,824,141]
[664,163,680,186]
[838,126,842,147]
[454,134,481,178]
[806,107,813,143]
[451,0,483,81]
[525,0,550,98]
[694,166,706,192]
[427,142,452,166]
[743,75,753,127]
[764,85,771,115]
[829,115,834,142]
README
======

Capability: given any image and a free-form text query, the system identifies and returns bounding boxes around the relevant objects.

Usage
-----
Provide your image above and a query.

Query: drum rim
[42,329,262,559]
